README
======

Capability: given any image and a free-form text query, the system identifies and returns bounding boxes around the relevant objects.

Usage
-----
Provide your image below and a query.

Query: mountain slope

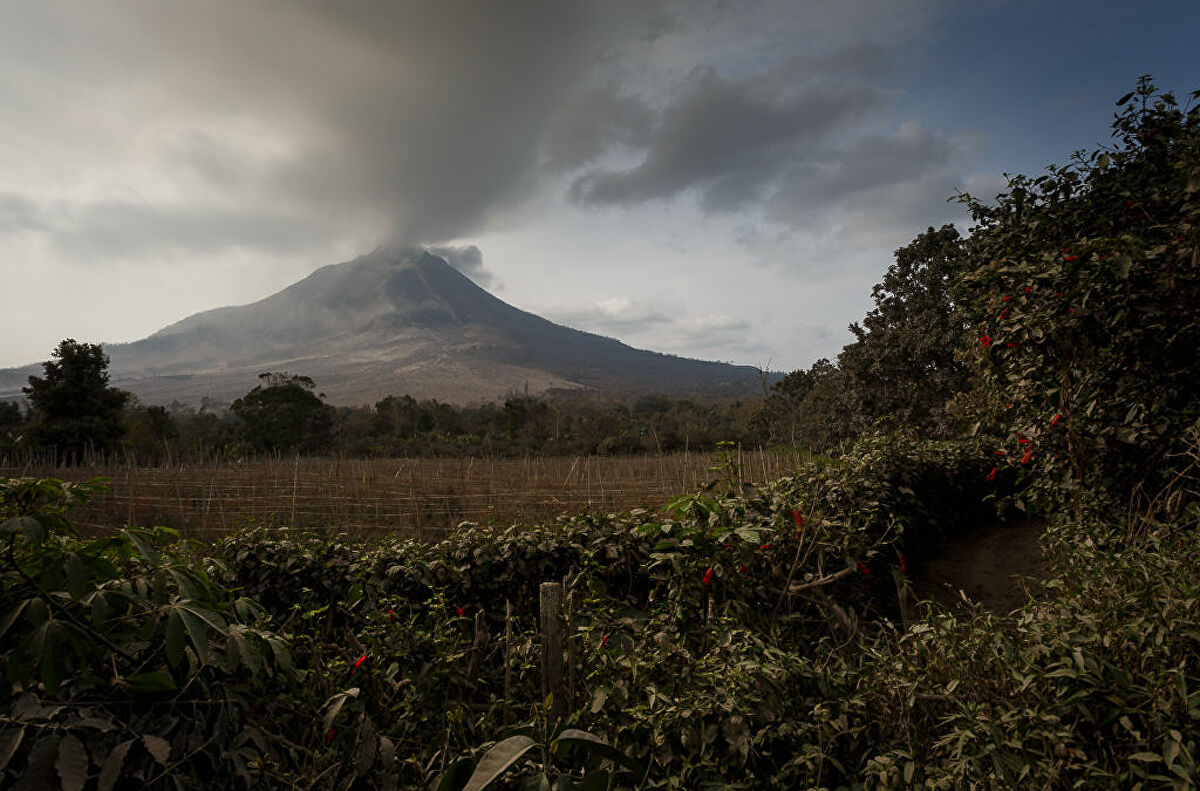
[1,249,767,406]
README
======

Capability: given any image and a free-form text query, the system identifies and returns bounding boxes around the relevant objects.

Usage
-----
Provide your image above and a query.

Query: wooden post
[894,569,915,631]
[539,582,566,720]
[467,609,489,677]
[563,578,575,705]
[503,599,513,726]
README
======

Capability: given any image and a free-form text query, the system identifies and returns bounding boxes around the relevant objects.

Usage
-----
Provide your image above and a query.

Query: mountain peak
[1,250,767,406]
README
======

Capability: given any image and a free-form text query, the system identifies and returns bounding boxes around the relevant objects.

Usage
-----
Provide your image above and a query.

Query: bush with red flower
[957,78,1200,514]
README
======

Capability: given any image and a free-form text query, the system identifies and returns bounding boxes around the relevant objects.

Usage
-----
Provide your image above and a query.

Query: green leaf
[176,606,210,663]
[1129,752,1162,763]
[0,600,30,642]
[179,603,228,637]
[63,552,87,601]
[433,756,476,791]
[0,727,25,773]
[14,734,59,791]
[321,688,359,734]
[266,635,292,672]
[2,516,46,546]
[142,734,171,765]
[165,609,185,667]
[97,740,133,791]
[37,621,63,694]
[554,729,645,777]
[125,530,159,566]
[354,720,377,775]
[462,735,539,791]
[228,630,264,677]
[56,734,89,791]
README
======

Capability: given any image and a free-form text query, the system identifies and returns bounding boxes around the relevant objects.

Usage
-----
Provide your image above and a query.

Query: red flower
[455,607,464,617]
[1051,413,1062,426]
[1020,450,1034,464]
[740,563,750,573]
[1056,292,1063,298]
[792,509,803,527]
[760,543,773,551]
[352,653,367,673]
[1017,438,1031,444]
[1063,247,1071,253]
[1065,256,1079,262]
[998,308,1010,320]
[898,554,907,573]
[1006,341,1020,348]
[1002,296,1011,302]
[387,608,395,621]
[702,567,714,586]
[327,728,336,742]
[994,450,1007,456]
[986,467,998,481]
[857,561,871,577]
[1024,286,1031,294]
[980,335,993,347]
[600,634,609,649]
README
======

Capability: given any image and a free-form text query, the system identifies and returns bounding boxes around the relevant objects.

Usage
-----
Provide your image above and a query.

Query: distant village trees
[229,372,334,453]
[23,339,129,462]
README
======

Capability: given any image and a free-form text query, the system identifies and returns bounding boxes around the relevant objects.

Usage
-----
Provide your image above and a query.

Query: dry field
[1,450,799,540]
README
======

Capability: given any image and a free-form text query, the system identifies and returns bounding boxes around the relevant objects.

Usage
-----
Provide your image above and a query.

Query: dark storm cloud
[768,122,962,219]
[0,0,967,267]
[0,194,46,234]
[35,0,665,251]
[568,55,892,212]
[542,84,656,171]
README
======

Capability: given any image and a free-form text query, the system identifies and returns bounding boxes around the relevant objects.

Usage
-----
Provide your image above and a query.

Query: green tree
[838,224,972,437]
[23,339,129,462]
[121,401,179,461]
[0,401,24,457]
[957,78,1200,511]
[230,372,334,454]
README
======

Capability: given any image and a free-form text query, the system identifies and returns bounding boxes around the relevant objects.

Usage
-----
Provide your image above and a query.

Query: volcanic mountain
[0,249,767,406]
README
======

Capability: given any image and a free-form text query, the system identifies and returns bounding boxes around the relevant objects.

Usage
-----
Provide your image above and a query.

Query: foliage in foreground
[3,421,1199,788]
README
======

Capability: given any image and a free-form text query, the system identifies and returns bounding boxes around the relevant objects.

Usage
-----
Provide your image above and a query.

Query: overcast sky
[1,0,1197,373]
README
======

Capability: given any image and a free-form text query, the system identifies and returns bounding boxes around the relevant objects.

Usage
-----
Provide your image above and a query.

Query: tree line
[0,356,772,461]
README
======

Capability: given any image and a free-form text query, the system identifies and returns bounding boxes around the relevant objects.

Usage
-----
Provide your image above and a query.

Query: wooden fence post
[503,599,513,726]
[894,569,915,631]
[539,582,566,720]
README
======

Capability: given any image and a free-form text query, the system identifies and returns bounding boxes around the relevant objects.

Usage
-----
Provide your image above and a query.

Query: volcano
[0,249,767,406]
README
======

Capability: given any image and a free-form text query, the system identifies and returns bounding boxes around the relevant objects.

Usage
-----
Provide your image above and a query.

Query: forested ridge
[1,79,1198,789]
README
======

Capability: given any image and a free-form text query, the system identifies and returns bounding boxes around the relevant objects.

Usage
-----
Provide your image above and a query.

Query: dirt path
[909,519,1051,615]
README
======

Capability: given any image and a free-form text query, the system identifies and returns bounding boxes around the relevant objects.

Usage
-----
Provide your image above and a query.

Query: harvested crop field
[1,450,798,539]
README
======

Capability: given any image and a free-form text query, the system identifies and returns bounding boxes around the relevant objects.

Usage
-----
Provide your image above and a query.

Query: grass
[0,449,799,540]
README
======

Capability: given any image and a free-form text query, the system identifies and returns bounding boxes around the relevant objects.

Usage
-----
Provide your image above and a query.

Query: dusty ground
[909,519,1051,615]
